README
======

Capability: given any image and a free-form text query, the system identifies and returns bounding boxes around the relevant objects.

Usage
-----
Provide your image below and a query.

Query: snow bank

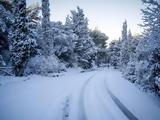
[106,68,160,120]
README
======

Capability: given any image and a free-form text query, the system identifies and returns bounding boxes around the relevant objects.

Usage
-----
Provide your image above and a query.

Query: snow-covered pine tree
[124,33,141,83]
[127,30,133,57]
[65,15,73,32]
[140,0,160,94]
[0,0,12,11]
[11,0,37,76]
[108,40,121,69]
[51,21,76,67]
[149,48,160,94]
[70,7,96,69]
[41,0,53,55]
[141,0,160,50]
[26,3,41,44]
[0,1,13,58]
[120,20,130,69]
[89,29,109,66]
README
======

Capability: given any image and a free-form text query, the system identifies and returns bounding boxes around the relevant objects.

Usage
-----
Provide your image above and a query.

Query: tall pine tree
[141,0,160,94]
[120,20,130,68]
[70,7,96,69]
[41,0,53,55]
[11,0,36,76]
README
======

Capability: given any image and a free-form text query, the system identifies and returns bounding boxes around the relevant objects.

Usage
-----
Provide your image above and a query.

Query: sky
[27,0,144,41]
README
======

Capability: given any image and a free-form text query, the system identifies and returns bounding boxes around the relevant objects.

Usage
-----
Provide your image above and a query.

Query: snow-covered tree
[148,48,160,93]
[120,21,135,71]
[95,48,108,66]
[65,15,73,32]
[0,1,13,51]
[0,0,12,10]
[51,21,76,67]
[108,40,121,69]
[140,0,160,94]
[26,3,41,43]
[127,30,133,55]
[70,7,96,69]
[125,0,160,94]
[41,0,53,55]
[90,28,109,48]
[124,34,140,83]
[11,0,37,76]
[121,20,128,43]
[141,0,160,49]
[120,20,130,68]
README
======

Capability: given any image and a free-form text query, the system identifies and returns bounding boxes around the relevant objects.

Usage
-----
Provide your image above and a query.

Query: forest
[1,0,160,120]
[0,0,160,95]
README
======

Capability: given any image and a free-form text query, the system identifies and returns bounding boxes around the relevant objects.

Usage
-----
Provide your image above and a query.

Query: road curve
[78,75,95,120]
[78,70,128,120]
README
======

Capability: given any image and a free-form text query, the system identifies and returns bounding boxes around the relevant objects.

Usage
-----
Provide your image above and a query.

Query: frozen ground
[0,67,160,120]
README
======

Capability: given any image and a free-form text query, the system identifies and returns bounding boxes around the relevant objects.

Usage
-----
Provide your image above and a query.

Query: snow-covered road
[0,68,160,120]
[78,69,128,120]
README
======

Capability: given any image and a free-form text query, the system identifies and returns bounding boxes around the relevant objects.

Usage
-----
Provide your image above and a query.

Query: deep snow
[0,67,160,120]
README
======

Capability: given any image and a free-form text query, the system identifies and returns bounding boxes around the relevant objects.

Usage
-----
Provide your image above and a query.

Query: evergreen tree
[26,3,41,41]
[120,20,130,68]
[108,40,121,69]
[149,48,160,94]
[90,28,108,48]
[127,30,133,53]
[70,7,96,69]
[41,0,53,55]
[11,0,36,76]
[0,0,12,11]
[141,0,160,49]
[51,21,76,67]
[65,15,73,32]
[140,0,160,94]
[0,0,13,52]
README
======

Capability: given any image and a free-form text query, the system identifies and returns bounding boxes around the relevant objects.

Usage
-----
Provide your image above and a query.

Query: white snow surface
[0,67,160,120]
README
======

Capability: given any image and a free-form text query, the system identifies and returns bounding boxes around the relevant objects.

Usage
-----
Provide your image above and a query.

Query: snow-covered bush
[124,61,136,83]
[77,58,92,69]
[135,60,149,85]
[24,55,66,75]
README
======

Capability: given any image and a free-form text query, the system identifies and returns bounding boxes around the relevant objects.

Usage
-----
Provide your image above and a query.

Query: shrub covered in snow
[135,60,150,85]
[24,55,66,75]
[124,61,136,83]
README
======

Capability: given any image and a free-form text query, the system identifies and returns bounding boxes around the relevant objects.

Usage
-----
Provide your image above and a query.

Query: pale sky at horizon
[27,0,144,41]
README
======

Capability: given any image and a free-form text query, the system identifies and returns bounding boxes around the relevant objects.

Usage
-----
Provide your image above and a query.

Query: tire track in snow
[78,74,96,120]
[104,80,138,120]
